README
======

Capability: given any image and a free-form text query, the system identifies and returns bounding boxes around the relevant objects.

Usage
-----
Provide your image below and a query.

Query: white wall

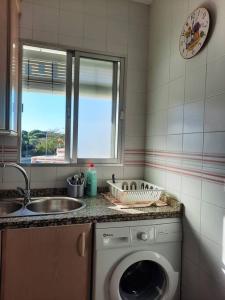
[0,0,149,189]
[145,0,225,299]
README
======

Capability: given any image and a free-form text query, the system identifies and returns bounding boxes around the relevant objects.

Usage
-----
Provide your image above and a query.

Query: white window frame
[18,42,125,166]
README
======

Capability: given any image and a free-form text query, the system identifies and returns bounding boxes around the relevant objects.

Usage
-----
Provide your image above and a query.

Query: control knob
[138,232,148,241]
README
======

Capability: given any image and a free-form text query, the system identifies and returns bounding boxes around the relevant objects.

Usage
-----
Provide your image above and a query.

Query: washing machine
[93,218,182,300]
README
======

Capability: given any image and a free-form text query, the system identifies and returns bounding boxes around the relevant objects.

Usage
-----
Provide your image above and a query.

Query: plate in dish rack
[179,7,210,59]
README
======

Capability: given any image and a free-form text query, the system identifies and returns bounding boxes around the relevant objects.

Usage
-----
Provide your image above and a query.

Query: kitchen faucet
[0,162,31,206]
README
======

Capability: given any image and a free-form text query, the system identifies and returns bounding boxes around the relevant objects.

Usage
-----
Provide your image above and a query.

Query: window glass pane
[77,57,118,159]
[21,46,67,163]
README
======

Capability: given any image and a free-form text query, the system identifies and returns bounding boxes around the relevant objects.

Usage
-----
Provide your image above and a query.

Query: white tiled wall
[145,0,225,299]
[0,0,149,189]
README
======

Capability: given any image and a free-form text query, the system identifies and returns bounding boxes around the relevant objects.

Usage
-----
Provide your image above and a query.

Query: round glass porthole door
[119,260,167,300]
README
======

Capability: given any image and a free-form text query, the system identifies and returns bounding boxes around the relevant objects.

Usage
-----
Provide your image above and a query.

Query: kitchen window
[20,44,125,165]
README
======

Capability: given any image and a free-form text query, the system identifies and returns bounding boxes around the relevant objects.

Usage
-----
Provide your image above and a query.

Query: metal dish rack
[107,180,165,204]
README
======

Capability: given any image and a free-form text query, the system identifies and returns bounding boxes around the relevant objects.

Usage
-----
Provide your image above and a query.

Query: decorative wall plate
[179,7,210,59]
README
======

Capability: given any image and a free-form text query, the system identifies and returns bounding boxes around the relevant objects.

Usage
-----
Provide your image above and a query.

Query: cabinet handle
[16,0,21,14]
[78,232,86,257]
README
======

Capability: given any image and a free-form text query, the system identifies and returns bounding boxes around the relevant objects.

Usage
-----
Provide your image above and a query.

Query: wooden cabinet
[0,0,8,130]
[0,0,20,133]
[1,224,92,300]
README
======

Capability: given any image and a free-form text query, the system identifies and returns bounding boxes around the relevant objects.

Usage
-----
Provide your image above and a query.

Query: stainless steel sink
[0,201,23,217]
[26,197,85,215]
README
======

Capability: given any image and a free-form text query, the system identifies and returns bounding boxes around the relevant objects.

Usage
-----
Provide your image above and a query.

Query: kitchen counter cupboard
[0,223,92,300]
[0,0,20,133]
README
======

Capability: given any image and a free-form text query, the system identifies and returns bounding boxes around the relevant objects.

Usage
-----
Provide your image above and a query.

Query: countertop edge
[0,195,183,229]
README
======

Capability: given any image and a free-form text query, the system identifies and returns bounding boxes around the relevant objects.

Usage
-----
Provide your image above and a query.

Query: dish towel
[102,192,168,209]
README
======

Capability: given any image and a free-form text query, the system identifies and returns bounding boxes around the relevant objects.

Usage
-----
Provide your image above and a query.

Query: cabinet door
[0,0,20,132]
[1,224,92,300]
[0,0,8,129]
[8,0,20,132]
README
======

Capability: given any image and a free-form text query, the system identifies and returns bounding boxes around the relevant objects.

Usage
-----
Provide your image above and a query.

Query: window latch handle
[120,110,125,120]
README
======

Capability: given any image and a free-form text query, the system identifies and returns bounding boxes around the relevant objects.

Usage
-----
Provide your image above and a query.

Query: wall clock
[179,7,210,59]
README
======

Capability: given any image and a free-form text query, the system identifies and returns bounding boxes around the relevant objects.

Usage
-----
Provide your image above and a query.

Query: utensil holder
[67,177,84,198]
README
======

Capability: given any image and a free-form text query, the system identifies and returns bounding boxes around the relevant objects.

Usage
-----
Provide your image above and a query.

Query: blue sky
[22,92,66,132]
[22,91,113,158]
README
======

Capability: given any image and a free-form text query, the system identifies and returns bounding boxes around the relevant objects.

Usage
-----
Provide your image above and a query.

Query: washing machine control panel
[95,221,182,250]
[131,226,155,244]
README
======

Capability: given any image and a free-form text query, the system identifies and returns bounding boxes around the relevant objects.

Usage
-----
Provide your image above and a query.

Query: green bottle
[86,163,97,197]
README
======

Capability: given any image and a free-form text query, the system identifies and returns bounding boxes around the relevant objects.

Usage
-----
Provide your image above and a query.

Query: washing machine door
[109,251,179,300]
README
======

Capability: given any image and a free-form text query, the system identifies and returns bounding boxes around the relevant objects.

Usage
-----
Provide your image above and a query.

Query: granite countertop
[0,194,183,229]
